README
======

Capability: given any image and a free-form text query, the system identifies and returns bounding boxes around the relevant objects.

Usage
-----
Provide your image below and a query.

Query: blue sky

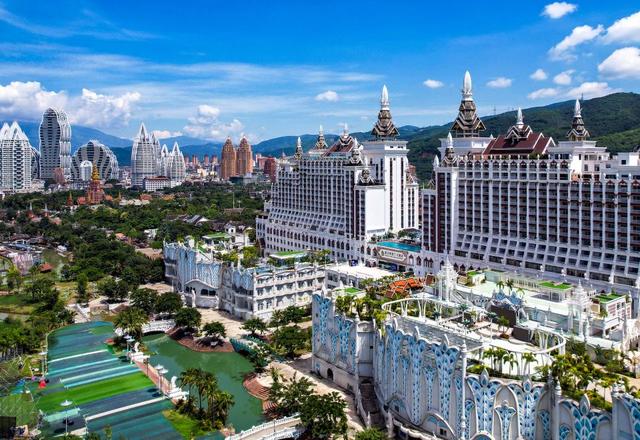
[0,1,639,142]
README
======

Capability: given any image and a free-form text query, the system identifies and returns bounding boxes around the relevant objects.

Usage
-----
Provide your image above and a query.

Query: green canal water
[142,334,264,438]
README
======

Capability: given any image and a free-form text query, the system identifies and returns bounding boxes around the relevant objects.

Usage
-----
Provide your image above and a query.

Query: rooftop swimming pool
[377,241,421,252]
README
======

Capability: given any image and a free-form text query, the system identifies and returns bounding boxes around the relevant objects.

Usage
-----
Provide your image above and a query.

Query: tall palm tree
[503,352,517,375]
[114,307,148,340]
[178,368,200,399]
[506,279,515,293]
[213,390,234,424]
[522,352,536,376]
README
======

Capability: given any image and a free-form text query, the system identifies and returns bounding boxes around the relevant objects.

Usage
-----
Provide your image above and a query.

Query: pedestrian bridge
[227,414,302,440]
[115,319,175,336]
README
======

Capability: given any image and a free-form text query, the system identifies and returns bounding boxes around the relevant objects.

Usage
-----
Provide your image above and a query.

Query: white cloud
[598,47,640,78]
[152,130,183,139]
[603,11,640,44]
[566,82,620,99]
[0,81,140,128]
[486,77,512,88]
[183,104,244,141]
[423,79,444,89]
[553,70,574,85]
[0,81,67,120]
[527,88,561,100]
[549,25,604,61]
[530,69,548,80]
[542,2,577,19]
[73,88,141,128]
[315,90,339,102]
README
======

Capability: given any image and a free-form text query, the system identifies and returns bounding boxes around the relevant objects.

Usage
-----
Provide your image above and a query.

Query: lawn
[0,294,36,314]
[539,281,572,290]
[163,409,209,439]
[37,372,153,413]
[0,393,38,426]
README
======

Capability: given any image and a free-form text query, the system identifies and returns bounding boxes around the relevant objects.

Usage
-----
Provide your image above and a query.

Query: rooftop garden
[539,280,573,290]
[203,232,232,241]
[596,292,625,303]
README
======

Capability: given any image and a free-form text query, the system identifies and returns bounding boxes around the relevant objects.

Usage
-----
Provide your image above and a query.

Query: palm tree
[496,280,505,292]
[483,348,496,371]
[179,368,200,399]
[522,352,536,376]
[506,279,515,293]
[212,390,234,424]
[114,307,148,340]
[503,352,517,376]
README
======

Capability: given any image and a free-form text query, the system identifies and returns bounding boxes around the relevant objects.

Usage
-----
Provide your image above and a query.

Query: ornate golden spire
[91,164,100,181]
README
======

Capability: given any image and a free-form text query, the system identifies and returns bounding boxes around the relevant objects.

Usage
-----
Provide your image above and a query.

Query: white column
[552,382,561,440]
[460,342,468,440]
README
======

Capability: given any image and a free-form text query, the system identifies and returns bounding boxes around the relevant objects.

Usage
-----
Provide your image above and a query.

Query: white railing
[226,414,301,440]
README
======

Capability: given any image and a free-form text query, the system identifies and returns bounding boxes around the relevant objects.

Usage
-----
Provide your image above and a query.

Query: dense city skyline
[0,1,639,142]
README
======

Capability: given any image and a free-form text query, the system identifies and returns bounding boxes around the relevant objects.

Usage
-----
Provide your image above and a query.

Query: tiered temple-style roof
[326,124,358,154]
[371,85,399,139]
[483,107,554,156]
[505,108,533,141]
[442,133,459,166]
[314,125,328,150]
[567,99,590,141]
[450,71,486,137]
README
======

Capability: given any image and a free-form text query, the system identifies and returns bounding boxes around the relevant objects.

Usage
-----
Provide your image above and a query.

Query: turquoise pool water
[377,241,421,252]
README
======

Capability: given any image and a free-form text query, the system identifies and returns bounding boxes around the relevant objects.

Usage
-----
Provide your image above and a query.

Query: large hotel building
[257,85,420,261]
[422,72,640,298]
[259,73,640,298]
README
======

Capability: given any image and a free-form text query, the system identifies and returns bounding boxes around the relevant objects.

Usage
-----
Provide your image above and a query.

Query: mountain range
[3,92,640,180]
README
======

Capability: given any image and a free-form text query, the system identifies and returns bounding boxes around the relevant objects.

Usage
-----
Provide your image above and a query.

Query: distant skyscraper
[131,123,156,187]
[220,137,236,180]
[39,108,71,180]
[263,157,277,182]
[71,140,119,181]
[0,122,33,192]
[236,136,253,176]
[167,142,186,184]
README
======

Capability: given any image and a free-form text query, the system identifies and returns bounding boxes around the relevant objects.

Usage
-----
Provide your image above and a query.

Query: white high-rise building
[421,71,640,301]
[131,124,186,189]
[257,85,420,261]
[131,123,157,187]
[167,142,186,185]
[39,108,71,180]
[0,122,34,192]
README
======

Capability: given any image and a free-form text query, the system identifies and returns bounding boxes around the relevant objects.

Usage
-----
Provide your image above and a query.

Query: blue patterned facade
[563,395,610,440]
[468,370,502,433]
[495,401,516,440]
[164,242,222,290]
[311,293,640,440]
[508,379,544,440]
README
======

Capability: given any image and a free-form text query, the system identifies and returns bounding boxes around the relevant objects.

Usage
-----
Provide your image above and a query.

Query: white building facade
[39,107,72,180]
[257,86,420,261]
[0,122,36,193]
[421,72,640,305]
[163,242,324,321]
